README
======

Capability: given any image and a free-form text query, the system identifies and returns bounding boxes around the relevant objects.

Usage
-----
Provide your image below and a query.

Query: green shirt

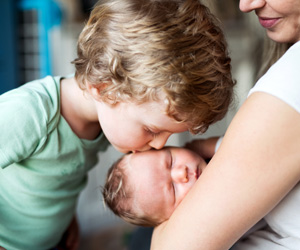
[0,76,109,250]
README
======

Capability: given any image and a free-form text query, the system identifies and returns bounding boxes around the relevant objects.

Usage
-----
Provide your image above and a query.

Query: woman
[151,1,300,249]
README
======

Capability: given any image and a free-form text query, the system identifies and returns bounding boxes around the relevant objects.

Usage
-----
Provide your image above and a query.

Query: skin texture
[125,147,207,222]
[60,77,188,153]
[151,93,300,250]
[93,97,188,153]
[185,137,219,159]
[240,0,300,43]
[151,1,300,249]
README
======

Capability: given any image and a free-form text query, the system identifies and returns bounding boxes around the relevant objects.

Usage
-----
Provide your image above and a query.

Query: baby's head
[102,147,207,227]
[73,0,235,134]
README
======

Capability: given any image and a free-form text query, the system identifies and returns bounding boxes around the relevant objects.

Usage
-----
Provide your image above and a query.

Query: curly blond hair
[73,0,235,134]
[102,155,162,227]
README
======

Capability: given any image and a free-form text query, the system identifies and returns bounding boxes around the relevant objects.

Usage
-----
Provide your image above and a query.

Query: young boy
[0,0,234,249]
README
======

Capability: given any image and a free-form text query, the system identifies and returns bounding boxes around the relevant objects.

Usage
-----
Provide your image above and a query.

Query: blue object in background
[0,0,19,94]
[0,0,62,94]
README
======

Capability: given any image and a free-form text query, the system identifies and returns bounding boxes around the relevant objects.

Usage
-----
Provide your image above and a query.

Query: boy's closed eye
[145,127,161,137]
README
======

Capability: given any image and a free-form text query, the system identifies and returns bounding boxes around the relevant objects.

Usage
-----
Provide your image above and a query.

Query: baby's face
[126,147,207,222]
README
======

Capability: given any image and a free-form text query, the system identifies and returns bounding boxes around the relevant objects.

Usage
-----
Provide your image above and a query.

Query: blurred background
[0,0,265,249]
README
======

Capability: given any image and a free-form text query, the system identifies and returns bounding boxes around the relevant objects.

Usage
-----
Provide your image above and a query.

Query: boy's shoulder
[0,76,63,167]
[21,75,61,103]
[1,75,62,132]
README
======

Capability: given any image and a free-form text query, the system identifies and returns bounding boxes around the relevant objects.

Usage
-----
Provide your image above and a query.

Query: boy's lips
[258,17,280,29]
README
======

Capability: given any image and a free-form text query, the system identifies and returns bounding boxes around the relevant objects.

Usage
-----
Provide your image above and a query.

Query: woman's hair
[102,155,161,227]
[73,0,235,134]
[258,38,292,78]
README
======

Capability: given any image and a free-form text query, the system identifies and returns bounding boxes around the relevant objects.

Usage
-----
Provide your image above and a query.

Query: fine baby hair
[73,0,235,134]
[102,155,149,226]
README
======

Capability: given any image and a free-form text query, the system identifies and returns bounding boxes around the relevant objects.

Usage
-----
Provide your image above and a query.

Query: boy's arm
[185,136,222,159]
[151,92,300,250]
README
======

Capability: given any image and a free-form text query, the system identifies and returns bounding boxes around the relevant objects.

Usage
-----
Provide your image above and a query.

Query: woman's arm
[151,92,300,250]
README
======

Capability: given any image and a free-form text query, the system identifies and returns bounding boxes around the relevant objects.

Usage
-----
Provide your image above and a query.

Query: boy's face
[126,147,207,222]
[95,97,188,153]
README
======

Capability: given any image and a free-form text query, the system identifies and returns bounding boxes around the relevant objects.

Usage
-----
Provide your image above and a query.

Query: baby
[102,146,209,227]
[103,137,267,236]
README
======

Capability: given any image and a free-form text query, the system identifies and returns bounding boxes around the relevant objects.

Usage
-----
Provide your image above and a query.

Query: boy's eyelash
[145,128,160,137]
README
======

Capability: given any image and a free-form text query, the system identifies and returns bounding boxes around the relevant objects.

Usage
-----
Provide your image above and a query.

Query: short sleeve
[0,87,48,168]
[248,42,300,114]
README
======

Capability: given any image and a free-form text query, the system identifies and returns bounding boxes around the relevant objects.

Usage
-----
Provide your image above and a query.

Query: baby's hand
[185,137,220,159]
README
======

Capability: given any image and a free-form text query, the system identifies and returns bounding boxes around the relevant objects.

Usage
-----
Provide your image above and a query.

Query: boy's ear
[86,82,118,105]
[86,82,109,99]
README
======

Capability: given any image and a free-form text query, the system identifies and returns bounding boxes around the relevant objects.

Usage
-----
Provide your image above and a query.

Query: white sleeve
[248,41,300,114]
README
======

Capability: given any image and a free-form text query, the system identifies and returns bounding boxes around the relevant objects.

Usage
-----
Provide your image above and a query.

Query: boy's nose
[239,0,265,13]
[171,165,188,183]
[148,132,171,150]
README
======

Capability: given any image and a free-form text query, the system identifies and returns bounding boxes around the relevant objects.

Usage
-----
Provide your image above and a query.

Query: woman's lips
[258,17,280,28]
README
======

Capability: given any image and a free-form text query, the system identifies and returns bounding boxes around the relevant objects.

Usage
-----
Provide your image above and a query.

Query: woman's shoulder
[249,42,300,113]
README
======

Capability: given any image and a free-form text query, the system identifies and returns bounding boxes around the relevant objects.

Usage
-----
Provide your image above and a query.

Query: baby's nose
[171,166,188,183]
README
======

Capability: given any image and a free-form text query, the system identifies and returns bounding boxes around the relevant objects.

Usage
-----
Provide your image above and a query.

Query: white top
[248,41,300,113]
[232,41,300,250]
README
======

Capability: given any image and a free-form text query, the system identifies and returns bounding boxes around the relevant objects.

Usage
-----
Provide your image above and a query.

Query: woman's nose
[148,132,171,150]
[171,165,188,183]
[239,0,265,13]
